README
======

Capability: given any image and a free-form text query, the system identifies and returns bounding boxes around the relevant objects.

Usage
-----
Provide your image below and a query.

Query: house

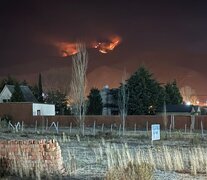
[100,85,119,115]
[0,85,55,124]
[0,102,55,124]
[0,85,37,103]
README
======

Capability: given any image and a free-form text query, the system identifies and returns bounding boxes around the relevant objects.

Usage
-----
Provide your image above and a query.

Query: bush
[0,115,12,128]
[106,162,154,180]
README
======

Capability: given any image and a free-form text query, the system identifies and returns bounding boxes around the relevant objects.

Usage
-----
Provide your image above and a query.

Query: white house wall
[0,86,12,103]
[32,103,55,116]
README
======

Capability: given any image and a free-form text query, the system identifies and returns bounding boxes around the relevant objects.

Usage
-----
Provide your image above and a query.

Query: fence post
[70,122,72,134]
[201,120,204,138]
[134,123,136,134]
[185,124,187,134]
[21,121,24,132]
[93,121,96,136]
[101,123,104,133]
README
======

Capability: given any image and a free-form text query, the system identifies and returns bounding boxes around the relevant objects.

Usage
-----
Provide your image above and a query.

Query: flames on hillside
[92,36,121,54]
[54,36,121,57]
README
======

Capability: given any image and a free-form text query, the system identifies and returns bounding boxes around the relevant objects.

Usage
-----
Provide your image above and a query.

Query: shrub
[106,162,154,180]
[0,114,12,128]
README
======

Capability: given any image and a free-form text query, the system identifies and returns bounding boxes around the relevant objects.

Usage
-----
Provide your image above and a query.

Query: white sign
[151,124,160,141]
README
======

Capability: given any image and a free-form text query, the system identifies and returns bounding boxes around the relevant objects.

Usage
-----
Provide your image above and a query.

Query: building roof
[167,104,192,113]
[5,85,38,103]
[157,104,192,113]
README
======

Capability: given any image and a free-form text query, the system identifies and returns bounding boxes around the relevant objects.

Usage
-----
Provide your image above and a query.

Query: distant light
[186,101,191,106]
[196,101,199,105]
[104,85,109,89]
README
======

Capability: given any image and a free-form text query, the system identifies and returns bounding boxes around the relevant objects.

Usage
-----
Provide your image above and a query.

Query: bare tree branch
[70,43,88,135]
[118,70,129,135]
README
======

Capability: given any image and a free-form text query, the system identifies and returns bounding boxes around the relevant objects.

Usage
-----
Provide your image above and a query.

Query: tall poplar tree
[38,73,44,103]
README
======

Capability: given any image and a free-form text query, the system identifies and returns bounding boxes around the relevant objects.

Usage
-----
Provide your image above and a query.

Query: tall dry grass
[105,143,207,179]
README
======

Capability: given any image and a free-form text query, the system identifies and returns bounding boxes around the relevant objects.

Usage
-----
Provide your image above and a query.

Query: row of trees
[1,67,182,118]
[86,66,183,116]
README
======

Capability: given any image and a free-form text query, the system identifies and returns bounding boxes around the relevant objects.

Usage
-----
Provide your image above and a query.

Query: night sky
[1,1,207,102]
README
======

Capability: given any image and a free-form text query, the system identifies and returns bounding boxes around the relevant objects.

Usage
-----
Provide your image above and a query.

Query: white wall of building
[32,103,55,116]
[0,86,12,103]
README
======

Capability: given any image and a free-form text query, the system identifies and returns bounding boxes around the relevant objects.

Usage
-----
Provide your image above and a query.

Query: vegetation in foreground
[0,127,207,179]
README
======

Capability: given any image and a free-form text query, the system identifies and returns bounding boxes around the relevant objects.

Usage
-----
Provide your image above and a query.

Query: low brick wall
[0,139,64,175]
[8,115,207,130]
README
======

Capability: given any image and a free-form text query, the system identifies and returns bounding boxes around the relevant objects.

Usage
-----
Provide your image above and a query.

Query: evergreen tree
[38,73,44,103]
[10,83,25,102]
[86,88,103,115]
[30,84,39,100]
[127,66,164,115]
[164,80,183,105]
[45,90,70,115]
[0,75,17,91]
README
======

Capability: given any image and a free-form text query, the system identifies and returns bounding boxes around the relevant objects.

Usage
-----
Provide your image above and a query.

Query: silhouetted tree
[164,80,183,105]
[10,83,25,102]
[127,66,164,115]
[0,75,17,91]
[38,73,44,103]
[45,90,70,115]
[30,84,39,100]
[86,88,102,115]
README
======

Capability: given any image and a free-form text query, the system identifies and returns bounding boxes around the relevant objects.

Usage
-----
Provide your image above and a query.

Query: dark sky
[1,0,207,102]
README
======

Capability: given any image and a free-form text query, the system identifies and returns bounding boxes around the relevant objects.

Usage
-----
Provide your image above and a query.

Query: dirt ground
[0,126,207,180]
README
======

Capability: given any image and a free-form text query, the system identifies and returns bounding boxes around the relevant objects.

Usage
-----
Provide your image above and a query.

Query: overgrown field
[0,126,207,180]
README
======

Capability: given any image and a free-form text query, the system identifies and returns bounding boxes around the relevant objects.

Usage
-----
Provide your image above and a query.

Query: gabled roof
[5,85,38,103]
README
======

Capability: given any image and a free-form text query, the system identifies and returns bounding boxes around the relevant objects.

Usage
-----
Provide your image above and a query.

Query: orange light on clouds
[54,42,78,57]
[92,35,121,54]
[53,35,121,57]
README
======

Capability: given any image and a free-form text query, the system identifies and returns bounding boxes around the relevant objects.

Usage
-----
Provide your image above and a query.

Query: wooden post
[57,121,59,134]
[119,124,121,136]
[101,123,104,133]
[46,118,48,131]
[70,122,72,134]
[146,121,149,137]
[35,120,37,132]
[93,121,96,136]
[21,121,24,132]
[134,123,136,134]
[83,121,85,136]
[185,124,187,134]
[201,120,204,138]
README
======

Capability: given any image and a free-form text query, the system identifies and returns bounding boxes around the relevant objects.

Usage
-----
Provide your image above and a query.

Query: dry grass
[1,128,207,179]
[104,143,207,178]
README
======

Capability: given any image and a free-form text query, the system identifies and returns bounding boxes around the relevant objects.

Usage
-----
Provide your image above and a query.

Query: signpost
[151,124,160,146]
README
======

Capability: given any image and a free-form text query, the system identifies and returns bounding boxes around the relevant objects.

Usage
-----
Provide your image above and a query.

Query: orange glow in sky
[53,35,121,57]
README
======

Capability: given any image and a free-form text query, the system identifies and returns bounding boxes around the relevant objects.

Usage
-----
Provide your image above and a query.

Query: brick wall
[0,139,64,175]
